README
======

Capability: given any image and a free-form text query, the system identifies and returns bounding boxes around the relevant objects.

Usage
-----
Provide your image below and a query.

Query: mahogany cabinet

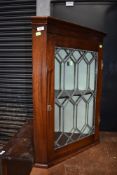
[32,17,105,168]
[1,17,105,175]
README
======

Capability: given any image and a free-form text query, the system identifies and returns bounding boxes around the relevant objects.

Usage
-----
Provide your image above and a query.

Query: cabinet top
[32,16,105,40]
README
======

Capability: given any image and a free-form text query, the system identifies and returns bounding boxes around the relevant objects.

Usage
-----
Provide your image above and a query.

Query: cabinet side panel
[46,35,55,162]
[95,44,103,140]
[32,26,48,163]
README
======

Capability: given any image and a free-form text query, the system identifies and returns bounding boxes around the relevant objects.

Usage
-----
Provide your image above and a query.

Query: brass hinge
[47,105,52,112]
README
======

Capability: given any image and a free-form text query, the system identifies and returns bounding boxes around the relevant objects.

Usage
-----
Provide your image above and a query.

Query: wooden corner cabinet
[32,17,105,168]
[1,16,105,175]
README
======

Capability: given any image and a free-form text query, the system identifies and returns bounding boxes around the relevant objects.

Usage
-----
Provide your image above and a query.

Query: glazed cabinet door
[47,34,102,164]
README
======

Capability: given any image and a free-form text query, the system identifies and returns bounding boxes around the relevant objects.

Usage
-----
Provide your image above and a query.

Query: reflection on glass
[54,47,98,149]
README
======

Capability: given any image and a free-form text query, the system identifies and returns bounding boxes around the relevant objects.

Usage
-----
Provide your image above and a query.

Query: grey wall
[36,0,51,16]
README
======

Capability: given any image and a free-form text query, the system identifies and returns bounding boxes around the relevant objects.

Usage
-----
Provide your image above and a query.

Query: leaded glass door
[54,47,98,149]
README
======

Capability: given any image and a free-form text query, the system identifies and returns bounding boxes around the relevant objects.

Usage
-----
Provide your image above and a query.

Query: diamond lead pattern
[54,47,98,149]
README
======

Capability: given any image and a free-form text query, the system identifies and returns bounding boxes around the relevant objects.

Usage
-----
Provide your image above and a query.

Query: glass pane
[54,47,97,149]
[88,97,94,129]
[90,59,96,90]
[65,59,74,90]
[78,60,87,90]
[55,59,60,90]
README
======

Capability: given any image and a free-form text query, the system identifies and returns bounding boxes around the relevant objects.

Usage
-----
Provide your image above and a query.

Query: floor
[0,132,117,175]
[31,132,117,175]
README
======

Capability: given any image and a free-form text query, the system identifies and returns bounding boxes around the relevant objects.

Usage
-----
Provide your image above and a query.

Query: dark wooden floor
[0,132,117,175]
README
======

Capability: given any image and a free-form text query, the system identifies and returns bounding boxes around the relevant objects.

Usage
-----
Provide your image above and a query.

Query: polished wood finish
[95,45,103,141]
[32,17,105,168]
[32,16,105,41]
[32,22,48,165]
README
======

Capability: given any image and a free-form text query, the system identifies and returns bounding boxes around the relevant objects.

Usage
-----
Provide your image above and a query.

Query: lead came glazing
[54,47,98,149]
